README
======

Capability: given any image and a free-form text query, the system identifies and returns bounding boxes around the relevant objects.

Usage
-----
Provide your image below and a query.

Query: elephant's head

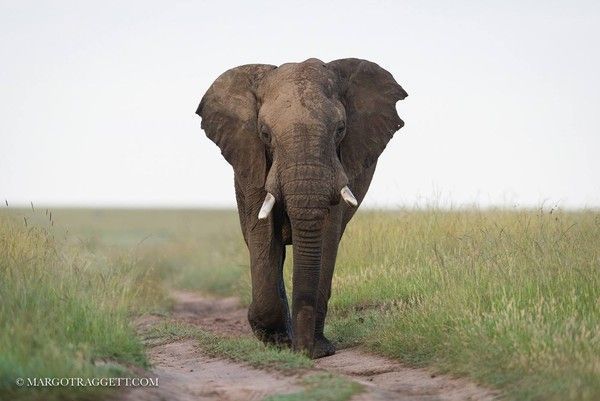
[197,58,406,354]
[197,58,406,218]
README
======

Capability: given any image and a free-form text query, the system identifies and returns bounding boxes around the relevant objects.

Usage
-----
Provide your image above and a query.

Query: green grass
[0,213,167,401]
[328,209,600,401]
[264,373,363,401]
[144,321,313,371]
[1,207,598,400]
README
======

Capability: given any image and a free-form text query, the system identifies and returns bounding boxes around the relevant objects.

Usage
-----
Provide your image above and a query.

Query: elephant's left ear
[328,58,407,181]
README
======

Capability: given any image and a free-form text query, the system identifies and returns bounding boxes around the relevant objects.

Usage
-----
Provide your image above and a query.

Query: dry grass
[1,207,598,400]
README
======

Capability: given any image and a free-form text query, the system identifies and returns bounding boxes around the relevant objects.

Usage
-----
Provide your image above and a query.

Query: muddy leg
[246,212,291,346]
[313,205,343,358]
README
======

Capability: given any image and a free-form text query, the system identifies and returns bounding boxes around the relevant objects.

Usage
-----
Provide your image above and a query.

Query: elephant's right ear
[196,64,276,189]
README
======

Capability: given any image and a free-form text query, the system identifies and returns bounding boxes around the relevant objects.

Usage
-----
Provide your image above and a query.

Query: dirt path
[120,292,498,401]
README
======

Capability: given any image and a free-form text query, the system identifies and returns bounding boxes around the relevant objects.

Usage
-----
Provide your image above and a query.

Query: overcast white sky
[1,1,599,208]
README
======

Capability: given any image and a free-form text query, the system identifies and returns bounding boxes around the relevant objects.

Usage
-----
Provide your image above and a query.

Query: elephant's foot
[311,335,336,358]
[260,329,292,348]
[249,319,291,348]
[248,303,292,348]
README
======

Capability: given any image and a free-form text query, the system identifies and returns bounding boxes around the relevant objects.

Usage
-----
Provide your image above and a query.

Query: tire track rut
[119,291,498,401]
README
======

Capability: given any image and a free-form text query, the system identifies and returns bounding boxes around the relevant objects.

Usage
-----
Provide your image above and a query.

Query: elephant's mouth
[258,185,357,220]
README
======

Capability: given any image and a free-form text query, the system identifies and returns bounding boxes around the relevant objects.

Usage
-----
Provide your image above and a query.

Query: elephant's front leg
[313,204,343,358]
[246,215,291,346]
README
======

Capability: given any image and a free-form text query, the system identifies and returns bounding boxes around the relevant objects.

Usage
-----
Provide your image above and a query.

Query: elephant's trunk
[280,162,332,354]
[256,153,356,354]
[289,212,324,354]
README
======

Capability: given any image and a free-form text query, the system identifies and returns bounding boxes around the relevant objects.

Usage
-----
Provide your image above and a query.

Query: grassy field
[0,210,168,400]
[1,207,598,400]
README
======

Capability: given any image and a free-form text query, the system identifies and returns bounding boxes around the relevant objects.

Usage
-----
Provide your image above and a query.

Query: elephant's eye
[259,126,271,144]
[335,122,346,141]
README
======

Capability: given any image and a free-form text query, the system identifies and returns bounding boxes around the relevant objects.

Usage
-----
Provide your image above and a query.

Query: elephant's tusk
[340,186,358,207]
[258,193,276,220]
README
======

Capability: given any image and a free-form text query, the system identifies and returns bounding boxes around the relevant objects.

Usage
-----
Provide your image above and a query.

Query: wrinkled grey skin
[196,58,407,358]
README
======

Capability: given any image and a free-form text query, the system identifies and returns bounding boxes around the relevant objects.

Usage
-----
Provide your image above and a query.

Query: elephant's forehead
[259,61,337,100]
[259,84,341,123]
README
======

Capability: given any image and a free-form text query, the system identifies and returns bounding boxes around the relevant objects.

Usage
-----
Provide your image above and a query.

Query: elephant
[196,58,407,358]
